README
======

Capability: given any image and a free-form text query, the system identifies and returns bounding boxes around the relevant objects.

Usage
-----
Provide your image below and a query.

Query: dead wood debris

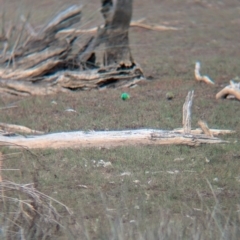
[0,91,233,149]
[0,128,229,149]
[182,90,194,134]
[0,122,44,135]
[56,18,180,36]
[216,80,240,101]
[0,4,145,96]
[194,61,214,85]
[197,120,213,137]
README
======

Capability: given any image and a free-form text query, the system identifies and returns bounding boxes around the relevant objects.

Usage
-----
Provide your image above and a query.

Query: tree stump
[101,0,133,66]
[0,1,144,96]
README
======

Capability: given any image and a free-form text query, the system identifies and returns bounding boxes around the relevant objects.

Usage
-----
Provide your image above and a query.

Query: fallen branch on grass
[0,122,44,135]
[56,18,180,36]
[0,152,2,182]
[0,129,229,149]
[194,62,214,85]
[0,91,233,149]
[198,120,213,137]
[216,80,240,100]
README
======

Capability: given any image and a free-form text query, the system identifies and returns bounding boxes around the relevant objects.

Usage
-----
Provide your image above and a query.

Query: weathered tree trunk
[101,0,133,65]
[0,129,228,149]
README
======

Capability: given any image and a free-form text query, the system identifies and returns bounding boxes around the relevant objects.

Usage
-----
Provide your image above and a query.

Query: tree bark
[101,0,133,65]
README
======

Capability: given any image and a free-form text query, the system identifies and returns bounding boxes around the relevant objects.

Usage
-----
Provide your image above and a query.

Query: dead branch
[130,22,179,31]
[56,18,179,36]
[0,152,2,182]
[0,122,44,135]
[216,80,240,100]
[0,62,144,95]
[198,120,213,137]
[173,128,235,135]
[0,90,233,149]
[182,90,194,134]
[194,62,214,85]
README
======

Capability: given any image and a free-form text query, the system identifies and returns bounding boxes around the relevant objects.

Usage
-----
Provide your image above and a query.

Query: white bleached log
[0,129,227,149]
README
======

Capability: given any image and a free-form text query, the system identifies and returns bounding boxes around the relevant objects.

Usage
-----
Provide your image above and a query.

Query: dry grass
[1,0,240,239]
[0,180,73,239]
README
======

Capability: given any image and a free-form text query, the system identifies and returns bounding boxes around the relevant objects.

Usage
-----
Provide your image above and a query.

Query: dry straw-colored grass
[0,180,73,239]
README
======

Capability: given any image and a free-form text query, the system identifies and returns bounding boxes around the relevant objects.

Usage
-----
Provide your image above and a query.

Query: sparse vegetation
[1,0,240,239]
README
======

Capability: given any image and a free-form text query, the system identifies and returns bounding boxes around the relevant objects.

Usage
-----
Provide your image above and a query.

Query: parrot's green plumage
[121,93,130,100]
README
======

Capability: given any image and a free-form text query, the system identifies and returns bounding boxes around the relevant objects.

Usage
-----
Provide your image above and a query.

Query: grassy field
[1,0,240,239]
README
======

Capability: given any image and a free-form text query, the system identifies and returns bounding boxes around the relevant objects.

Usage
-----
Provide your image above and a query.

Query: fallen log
[0,129,228,149]
[0,91,233,149]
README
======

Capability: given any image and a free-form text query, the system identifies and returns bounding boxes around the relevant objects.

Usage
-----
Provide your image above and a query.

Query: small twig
[183,90,194,134]
[194,62,214,85]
